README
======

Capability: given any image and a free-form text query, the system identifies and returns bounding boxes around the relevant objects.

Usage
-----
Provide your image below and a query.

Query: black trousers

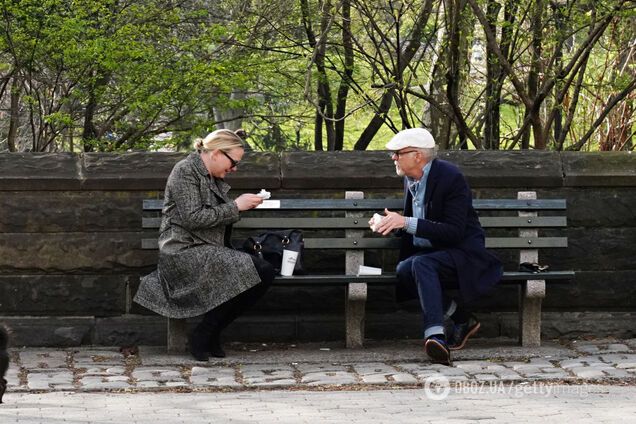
[199,255,274,331]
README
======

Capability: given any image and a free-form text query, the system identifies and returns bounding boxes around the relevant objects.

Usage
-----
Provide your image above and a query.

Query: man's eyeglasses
[221,150,240,168]
[390,150,418,159]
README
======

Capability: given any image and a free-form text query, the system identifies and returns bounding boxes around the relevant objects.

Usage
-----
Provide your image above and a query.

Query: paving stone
[131,367,187,387]
[397,363,451,380]
[537,367,568,374]
[73,349,125,367]
[601,368,633,378]
[494,371,524,380]
[27,370,74,390]
[523,372,571,380]
[606,344,630,353]
[471,374,500,381]
[454,361,493,373]
[568,367,607,379]
[296,364,357,386]
[559,359,584,369]
[79,366,127,376]
[353,363,418,385]
[19,350,69,369]
[80,375,132,390]
[241,364,296,387]
[527,358,555,367]
[190,366,240,387]
[599,353,636,368]
[5,366,22,388]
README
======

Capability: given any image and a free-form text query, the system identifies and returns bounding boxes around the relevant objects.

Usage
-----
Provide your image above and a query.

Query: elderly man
[372,128,502,366]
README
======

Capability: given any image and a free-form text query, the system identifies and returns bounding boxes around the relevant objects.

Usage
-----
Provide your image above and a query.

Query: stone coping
[0,151,633,190]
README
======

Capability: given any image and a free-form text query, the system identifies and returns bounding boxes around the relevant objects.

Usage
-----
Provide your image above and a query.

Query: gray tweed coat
[134,152,261,318]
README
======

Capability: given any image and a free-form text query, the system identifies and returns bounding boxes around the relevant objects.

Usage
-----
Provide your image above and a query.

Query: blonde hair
[193,129,245,152]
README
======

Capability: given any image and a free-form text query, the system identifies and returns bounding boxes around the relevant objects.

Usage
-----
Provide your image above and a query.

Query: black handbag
[242,229,305,274]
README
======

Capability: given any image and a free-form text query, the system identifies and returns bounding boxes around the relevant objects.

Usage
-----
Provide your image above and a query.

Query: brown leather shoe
[449,315,481,351]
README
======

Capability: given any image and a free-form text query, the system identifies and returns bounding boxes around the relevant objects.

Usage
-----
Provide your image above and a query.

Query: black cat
[0,325,8,404]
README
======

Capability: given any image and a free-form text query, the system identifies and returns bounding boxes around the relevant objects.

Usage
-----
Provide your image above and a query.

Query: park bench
[142,191,574,352]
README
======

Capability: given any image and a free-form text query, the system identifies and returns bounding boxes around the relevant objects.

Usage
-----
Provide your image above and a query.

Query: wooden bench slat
[142,216,568,230]
[485,237,568,248]
[142,236,568,250]
[270,270,575,285]
[143,198,567,211]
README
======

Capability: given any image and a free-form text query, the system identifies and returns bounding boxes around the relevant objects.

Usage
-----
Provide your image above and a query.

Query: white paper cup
[280,249,299,276]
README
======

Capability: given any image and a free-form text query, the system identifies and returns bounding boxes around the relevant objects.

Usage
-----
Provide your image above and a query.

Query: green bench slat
[142,236,568,250]
[143,198,566,211]
[142,216,567,230]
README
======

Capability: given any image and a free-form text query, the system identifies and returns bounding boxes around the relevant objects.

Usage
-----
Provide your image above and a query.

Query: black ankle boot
[208,331,226,358]
[189,328,210,362]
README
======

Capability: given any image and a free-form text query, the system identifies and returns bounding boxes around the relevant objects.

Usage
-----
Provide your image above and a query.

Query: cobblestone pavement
[3,338,635,393]
[1,338,635,423]
[1,385,635,423]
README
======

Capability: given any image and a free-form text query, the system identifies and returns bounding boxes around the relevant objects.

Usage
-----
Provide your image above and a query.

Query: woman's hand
[374,208,407,236]
[234,193,264,211]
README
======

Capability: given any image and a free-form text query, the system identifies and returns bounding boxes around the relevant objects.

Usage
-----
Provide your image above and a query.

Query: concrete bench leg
[346,283,367,348]
[167,318,188,353]
[517,191,545,347]
[519,279,545,347]
[345,191,366,348]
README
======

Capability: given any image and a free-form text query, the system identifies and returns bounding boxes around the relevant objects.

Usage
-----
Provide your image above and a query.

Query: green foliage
[1,0,634,152]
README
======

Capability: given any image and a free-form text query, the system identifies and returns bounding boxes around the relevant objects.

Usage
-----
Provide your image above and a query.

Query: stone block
[0,153,80,190]
[500,311,636,340]
[558,227,636,270]
[441,150,564,187]
[562,151,636,187]
[0,275,127,315]
[562,187,636,227]
[542,271,636,310]
[81,151,281,190]
[0,191,148,232]
[0,316,93,346]
[94,315,167,346]
[281,151,401,189]
[81,152,184,190]
[0,233,157,272]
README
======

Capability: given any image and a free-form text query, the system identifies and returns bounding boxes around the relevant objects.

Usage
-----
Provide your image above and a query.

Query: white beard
[395,162,405,177]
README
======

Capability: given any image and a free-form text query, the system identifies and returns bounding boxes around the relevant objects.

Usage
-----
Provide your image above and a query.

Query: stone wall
[0,151,634,346]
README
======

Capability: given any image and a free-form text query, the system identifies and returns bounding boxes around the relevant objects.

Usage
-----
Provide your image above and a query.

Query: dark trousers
[199,255,274,332]
[396,250,459,339]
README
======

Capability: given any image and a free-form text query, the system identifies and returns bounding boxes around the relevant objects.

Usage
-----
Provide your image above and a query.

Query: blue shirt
[405,162,432,247]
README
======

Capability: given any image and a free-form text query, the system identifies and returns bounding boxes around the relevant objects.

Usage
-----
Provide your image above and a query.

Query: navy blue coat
[396,158,503,303]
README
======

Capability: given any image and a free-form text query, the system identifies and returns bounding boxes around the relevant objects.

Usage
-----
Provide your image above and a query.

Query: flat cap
[386,128,436,150]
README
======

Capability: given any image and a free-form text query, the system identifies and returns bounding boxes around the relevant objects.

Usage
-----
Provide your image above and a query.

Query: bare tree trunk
[522,0,544,149]
[301,0,335,150]
[334,0,353,151]
[484,0,502,150]
[82,88,98,152]
[7,77,20,152]
[355,0,435,150]
[445,0,473,149]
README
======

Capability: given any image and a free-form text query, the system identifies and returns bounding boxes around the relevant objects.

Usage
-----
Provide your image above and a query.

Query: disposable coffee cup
[280,249,299,276]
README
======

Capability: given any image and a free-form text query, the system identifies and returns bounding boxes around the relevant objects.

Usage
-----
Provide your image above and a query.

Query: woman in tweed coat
[134,129,274,361]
